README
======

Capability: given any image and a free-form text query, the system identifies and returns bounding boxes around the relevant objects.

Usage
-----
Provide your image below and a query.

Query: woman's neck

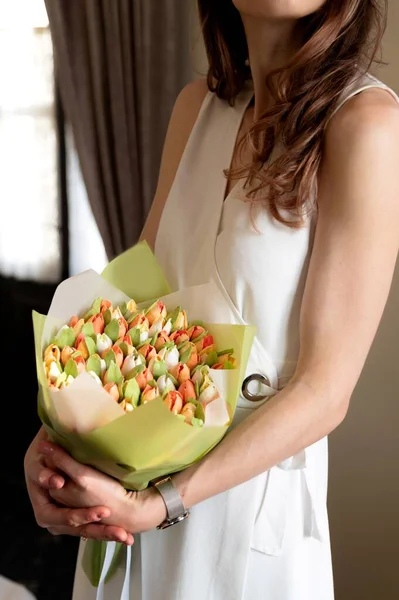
[241,14,301,119]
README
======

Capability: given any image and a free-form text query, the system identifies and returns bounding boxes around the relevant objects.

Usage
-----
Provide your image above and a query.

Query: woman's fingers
[81,524,134,546]
[39,467,65,490]
[28,458,65,490]
[35,501,110,530]
[39,441,86,484]
[46,523,134,545]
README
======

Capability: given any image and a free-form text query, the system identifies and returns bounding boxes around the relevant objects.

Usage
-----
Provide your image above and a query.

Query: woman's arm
[171,88,399,508]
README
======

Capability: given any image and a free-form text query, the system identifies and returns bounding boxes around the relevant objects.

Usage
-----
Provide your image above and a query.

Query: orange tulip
[154,331,170,351]
[136,367,153,390]
[43,344,60,363]
[178,380,197,403]
[181,402,197,424]
[87,313,105,335]
[75,333,84,348]
[145,301,167,326]
[187,325,206,341]
[163,390,184,415]
[116,336,135,356]
[213,354,236,369]
[117,317,128,338]
[76,337,93,360]
[140,384,159,404]
[179,341,199,371]
[111,344,124,368]
[195,334,214,353]
[129,313,149,330]
[60,345,75,367]
[73,353,86,373]
[170,330,189,345]
[104,382,119,402]
[138,343,157,363]
[72,318,85,337]
[100,299,112,313]
[169,362,190,384]
[68,315,79,328]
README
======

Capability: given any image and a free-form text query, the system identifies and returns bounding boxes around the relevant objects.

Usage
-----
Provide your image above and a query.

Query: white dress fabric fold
[72,73,399,600]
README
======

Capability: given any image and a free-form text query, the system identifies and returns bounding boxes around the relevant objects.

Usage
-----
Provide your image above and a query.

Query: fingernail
[95,510,109,520]
[49,475,62,488]
[40,443,54,455]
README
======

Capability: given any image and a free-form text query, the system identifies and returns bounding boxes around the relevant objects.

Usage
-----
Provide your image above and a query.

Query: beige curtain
[44,0,194,259]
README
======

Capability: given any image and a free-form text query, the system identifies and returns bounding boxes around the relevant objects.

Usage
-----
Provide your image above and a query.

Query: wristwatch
[152,476,190,529]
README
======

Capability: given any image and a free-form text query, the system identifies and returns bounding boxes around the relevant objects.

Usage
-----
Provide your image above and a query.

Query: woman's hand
[39,440,167,537]
[24,428,134,544]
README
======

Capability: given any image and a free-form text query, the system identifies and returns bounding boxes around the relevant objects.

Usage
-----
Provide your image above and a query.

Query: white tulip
[88,371,102,385]
[148,318,164,337]
[121,354,138,376]
[198,383,219,407]
[96,333,113,354]
[163,319,172,335]
[47,361,62,383]
[157,374,176,395]
[140,331,149,343]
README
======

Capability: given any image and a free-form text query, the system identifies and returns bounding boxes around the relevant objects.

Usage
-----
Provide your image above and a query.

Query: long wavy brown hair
[197,0,388,226]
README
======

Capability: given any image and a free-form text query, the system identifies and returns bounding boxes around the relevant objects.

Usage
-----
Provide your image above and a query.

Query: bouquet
[43,296,237,428]
[32,240,255,588]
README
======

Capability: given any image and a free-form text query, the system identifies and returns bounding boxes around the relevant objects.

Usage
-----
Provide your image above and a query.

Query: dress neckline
[217,86,254,238]
[222,85,255,204]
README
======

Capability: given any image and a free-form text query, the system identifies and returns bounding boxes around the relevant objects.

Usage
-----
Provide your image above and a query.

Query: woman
[24,1,399,599]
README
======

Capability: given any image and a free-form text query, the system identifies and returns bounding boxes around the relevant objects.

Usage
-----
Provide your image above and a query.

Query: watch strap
[152,476,189,529]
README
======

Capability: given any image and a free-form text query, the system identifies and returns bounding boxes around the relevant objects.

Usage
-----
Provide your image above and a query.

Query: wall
[328,2,399,598]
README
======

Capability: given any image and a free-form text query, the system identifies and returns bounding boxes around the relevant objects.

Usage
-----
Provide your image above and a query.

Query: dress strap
[326,72,399,126]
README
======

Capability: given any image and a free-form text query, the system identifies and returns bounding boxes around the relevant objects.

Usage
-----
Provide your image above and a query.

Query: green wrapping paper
[32,240,256,586]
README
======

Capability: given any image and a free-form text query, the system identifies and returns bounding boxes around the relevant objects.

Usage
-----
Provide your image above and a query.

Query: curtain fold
[44,0,194,259]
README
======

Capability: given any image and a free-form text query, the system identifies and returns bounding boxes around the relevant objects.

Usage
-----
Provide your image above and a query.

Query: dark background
[1,275,78,600]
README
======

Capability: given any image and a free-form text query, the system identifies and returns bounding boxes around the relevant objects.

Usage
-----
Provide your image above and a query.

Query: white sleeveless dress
[72,72,399,600]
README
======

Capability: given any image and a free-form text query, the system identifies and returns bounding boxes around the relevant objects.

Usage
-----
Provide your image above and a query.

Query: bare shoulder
[161,78,209,174]
[324,86,399,153]
[319,86,399,215]
[139,78,209,249]
[172,78,210,123]
[161,78,210,164]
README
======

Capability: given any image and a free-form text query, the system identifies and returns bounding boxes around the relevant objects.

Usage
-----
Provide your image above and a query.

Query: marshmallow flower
[33,240,254,516]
